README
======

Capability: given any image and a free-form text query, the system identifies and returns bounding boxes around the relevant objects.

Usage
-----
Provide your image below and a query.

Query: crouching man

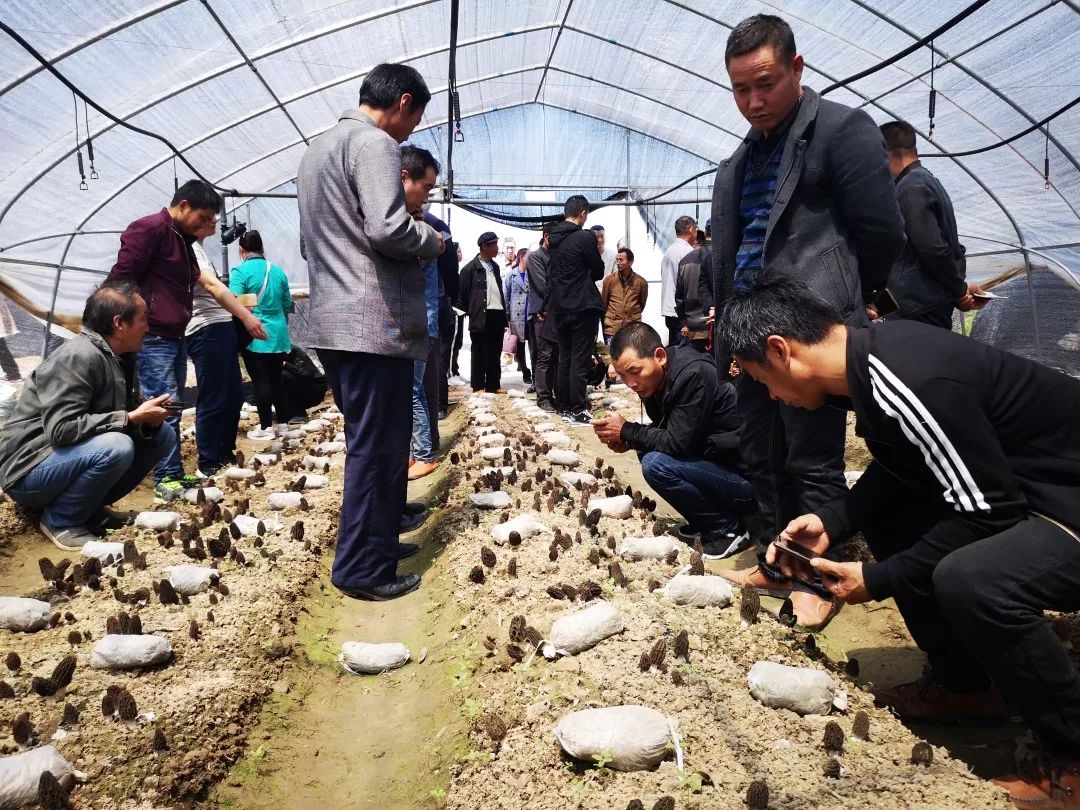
[593,322,755,559]
[0,281,173,550]
[718,278,1080,809]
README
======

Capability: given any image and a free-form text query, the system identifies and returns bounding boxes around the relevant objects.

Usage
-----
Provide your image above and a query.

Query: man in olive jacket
[0,282,172,551]
[705,15,905,629]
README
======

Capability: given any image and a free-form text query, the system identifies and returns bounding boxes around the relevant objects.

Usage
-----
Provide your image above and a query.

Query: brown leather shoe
[407,460,439,481]
[716,565,793,599]
[790,590,843,631]
[994,760,1080,809]
[872,667,1008,725]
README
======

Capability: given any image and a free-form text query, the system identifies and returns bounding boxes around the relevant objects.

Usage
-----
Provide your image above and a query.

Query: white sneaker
[246,428,274,441]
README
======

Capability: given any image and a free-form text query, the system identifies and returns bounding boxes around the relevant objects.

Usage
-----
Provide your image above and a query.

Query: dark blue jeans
[8,428,175,528]
[639,451,755,536]
[138,334,187,482]
[318,349,411,590]
[187,321,244,474]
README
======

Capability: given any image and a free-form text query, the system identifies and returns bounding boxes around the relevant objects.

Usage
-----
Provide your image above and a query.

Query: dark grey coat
[708,87,906,331]
[888,160,967,318]
[0,330,144,489]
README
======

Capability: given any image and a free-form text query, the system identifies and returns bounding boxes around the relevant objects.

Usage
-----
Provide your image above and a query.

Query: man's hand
[956,281,988,312]
[592,413,626,446]
[436,234,446,255]
[705,306,715,326]
[128,393,170,427]
[243,314,268,341]
[766,513,831,581]
[536,312,546,322]
[728,359,741,378]
[680,325,690,337]
[866,305,881,321]
[810,559,871,604]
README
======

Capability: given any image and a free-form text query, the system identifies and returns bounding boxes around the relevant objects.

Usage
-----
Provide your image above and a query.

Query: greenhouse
[0,1,1078,808]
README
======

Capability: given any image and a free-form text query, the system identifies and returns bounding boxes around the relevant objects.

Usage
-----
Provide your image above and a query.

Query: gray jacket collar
[82,328,118,358]
[338,109,377,128]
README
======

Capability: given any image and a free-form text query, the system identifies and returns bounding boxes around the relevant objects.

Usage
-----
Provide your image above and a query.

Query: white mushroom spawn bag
[0,597,51,632]
[618,536,683,561]
[661,574,735,607]
[89,634,173,670]
[546,449,581,467]
[543,601,622,657]
[554,706,674,771]
[339,641,411,674]
[491,514,551,544]
[469,491,512,509]
[0,746,78,810]
[747,661,845,716]
[539,431,571,448]
[133,511,182,531]
[168,565,219,595]
[587,495,633,518]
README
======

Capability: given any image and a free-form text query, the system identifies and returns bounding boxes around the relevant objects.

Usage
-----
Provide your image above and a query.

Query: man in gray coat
[297,63,443,602]
[0,281,173,551]
[706,15,906,629]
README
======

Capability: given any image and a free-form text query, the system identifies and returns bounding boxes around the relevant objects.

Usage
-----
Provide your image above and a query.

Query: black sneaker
[563,410,592,426]
[537,399,557,413]
[700,531,753,560]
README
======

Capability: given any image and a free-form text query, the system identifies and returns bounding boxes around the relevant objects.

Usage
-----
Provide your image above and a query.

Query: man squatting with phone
[718,278,1080,810]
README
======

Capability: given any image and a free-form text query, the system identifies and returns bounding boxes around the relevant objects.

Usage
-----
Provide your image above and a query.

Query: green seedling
[592,409,607,420]
[460,697,484,718]
[593,749,614,773]
[677,770,704,794]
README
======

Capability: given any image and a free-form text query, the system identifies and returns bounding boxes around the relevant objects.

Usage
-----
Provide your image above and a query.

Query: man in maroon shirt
[108,180,265,500]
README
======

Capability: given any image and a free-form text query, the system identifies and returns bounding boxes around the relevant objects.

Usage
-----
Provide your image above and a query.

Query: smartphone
[871,288,900,318]
[773,540,833,600]
[162,401,192,413]
[972,290,1006,300]
[774,539,817,566]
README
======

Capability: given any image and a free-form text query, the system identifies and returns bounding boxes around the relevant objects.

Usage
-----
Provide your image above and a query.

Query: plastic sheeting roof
[1,0,1079,319]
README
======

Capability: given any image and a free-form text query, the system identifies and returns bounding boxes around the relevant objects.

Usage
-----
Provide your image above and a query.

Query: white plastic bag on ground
[80,540,125,564]
[317,441,346,454]
[539,431,571,448]
[232,514,269,536]
[481,466,515,478]
[470,491,512,509]
[747,661,841,716]
[0,596,51,632]
[544,601,622,657]
[467,426,498,437]
[302,419,330,433]
[491,514,551,544]
[89,634,173,670]
[477,432,507,446]
[339,641,411,674]
[587,495,633,518]
[562,472,597,487]
[267,491,305,511]
[472,413,497,425]
[302,455,338,470]
[183,486,224,504]
[507,389,525,399]
[222,466,257,480]
[294,474,328,489]
[251,453,278,466]
[661,574,735,607]
[618,536,683,561]
[554,706,673,771]
[169,565,219,595]
[533,422,557,433]
[480,446,510,461]
[0,745,77,809]
[134,511,182,531]
[546,449,580,467]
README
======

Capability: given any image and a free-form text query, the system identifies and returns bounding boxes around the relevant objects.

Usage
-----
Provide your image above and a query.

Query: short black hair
[725,14,796,67]
[610,321,662,361]
[564,194,590,218]
[617,246,635,263]
[674,215,696,236]
[359,63,431,112]
[590,224,605,232]
[400,143,441,179]
[170,179,221,211]
[238,229,264,254]
[717,278,842,363]
[84,280,142,338]
[880,120,917,155]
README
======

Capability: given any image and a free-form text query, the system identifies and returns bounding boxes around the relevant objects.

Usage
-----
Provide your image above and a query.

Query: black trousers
[317,349,411,589]
[470,309,506,393]
[533,314,558,406]
[515,336,530,381]
[554,310,599,413]
[451,314,465,376]
[861,474,1080,758]
[664,315,683,346]
[187,321,243,474]
[737,374,848,573]
[242,349,290,430]
[437,296,454,410]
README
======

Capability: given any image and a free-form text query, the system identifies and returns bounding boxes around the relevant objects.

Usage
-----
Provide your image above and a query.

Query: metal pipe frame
[533,0,575,103]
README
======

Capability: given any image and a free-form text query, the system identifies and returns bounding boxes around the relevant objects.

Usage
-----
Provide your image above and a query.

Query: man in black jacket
[456,232,506,393]
[526,226,558,412]
[719,279,1080,808]
[879,120,983,328]
[546,195,605,424]
[708,15,906,629]
[675,222,712,351]
[593,322,755,559]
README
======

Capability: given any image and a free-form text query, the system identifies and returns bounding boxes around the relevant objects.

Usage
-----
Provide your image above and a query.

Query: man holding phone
[719,279,1080,809]
[0,282,175,551]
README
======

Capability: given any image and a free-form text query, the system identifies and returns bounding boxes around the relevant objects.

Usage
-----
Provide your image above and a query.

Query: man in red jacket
[718,278,1080,810]
[108,180,265,500]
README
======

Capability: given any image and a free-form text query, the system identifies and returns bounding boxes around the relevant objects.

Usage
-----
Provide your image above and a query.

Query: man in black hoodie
[593,322,755,559]
[546,195,605,424]
[718,279,1080,809]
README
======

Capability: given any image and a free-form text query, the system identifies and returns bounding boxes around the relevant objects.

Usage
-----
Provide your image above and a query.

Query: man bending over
[593,322,755,559]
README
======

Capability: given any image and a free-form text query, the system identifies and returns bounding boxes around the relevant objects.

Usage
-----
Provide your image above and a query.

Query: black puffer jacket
[545,220,604,315]
[619,344,742,470]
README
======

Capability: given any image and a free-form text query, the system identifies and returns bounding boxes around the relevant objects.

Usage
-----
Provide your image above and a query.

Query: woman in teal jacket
[230,230,293,433]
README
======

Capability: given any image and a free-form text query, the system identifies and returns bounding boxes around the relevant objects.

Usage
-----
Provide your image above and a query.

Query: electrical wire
[0,20,234,193]
[922,94,1080,158]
